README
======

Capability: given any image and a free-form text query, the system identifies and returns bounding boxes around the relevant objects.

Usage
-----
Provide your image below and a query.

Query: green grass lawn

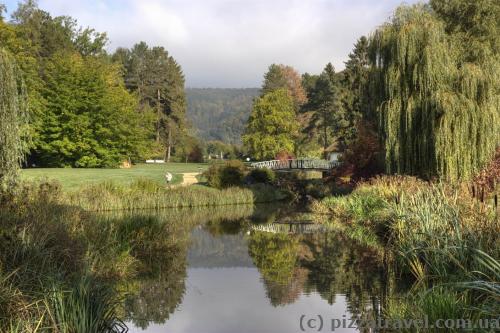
[21,163,209,190]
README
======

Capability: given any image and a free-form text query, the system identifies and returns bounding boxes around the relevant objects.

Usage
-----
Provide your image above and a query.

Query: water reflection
[114,205,392,333]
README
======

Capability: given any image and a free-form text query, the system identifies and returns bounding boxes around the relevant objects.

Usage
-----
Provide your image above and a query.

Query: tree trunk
[156,88,161,143]
[166,127,172,162]
[323,120,328,159]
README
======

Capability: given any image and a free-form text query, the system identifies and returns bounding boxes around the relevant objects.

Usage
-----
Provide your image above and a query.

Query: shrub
[219,160,246,188]
[204,160,247,189]
[248,168,275,184]
[204,163,223,188]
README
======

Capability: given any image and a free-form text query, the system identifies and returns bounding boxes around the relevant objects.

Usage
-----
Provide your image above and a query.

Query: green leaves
[303,63,346,155]
[36,52,153,167]
[0,48,29,191]
[243,89,298,160]
[112,42,187,160]
[370,4,500,181]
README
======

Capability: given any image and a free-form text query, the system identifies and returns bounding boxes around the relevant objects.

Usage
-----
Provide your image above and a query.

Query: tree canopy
[0,0,190,167]
[303,63,347,157]
[369,4,499,181]
[0,48,29,190]
[112,42,188,161]
[243,89,298,160]
[261,64,307,110]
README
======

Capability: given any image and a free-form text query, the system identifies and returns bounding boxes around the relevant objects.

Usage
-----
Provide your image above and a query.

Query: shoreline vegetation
[0,181,266,332]
[69,180,288,211]
[310,176,499,325]
[19,162,289,211]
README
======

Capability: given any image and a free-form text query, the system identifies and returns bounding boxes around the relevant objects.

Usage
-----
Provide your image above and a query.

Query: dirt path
[180,172,200,186]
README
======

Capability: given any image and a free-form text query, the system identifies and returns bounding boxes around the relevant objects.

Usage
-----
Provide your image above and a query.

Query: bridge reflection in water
[251,223,330,234]
[250,158,340,171]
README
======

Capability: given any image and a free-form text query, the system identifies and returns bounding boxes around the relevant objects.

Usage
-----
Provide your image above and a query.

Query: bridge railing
[250,159,340,170]
[251,223,330,234]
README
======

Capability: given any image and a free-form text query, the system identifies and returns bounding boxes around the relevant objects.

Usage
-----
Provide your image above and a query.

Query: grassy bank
[64,179,287,211]
[21,163,209,190]
[311,176,499,328]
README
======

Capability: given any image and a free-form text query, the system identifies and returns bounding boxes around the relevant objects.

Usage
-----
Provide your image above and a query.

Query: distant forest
[186,88,259,144]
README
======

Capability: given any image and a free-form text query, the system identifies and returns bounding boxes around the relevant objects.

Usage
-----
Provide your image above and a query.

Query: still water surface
[119,204,389,333]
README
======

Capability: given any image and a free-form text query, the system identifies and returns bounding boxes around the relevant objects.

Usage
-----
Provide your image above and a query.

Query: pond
[111,204,393,333]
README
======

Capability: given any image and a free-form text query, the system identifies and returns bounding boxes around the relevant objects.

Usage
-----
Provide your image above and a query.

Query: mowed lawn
[21,163,209,190]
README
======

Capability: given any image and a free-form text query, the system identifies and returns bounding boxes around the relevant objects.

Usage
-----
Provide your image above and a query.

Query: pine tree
[304,63,347,158]
[342,36,370,123]
[261,64,287,95]
[113,42,187,161]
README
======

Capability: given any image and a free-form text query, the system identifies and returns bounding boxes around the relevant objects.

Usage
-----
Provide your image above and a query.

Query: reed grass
[47,277,126,333]
[66,179,287,211]
[311,176,499,325]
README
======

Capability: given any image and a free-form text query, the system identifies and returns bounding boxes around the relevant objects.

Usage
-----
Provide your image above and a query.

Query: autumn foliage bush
[336,121,383,180]
[473,148,500,192]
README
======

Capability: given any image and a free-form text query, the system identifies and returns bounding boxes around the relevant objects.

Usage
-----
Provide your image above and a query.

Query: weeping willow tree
[369,5,500,181]
[0,48,29,192]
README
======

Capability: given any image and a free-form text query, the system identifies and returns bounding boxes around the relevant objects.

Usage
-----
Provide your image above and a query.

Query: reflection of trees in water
[118,213,192,329]
[188,227,254,268]
[105,204,391,331]
[248,232,299,284]
[262,267,309,306]
[205,218,247,236]
[248,231,303,305]
[302,233,386,328]
[124,261,187,329]
[113,204,277,329]
[247,230,388,328]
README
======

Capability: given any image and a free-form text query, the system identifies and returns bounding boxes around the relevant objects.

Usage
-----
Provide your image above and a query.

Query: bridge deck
[250,159,340,171]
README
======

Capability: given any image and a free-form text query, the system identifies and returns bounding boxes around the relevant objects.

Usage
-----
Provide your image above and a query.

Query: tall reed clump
[0,181,129,332]
[67,179,286,211]
[47,277,126,333]
[312,176,499,323]
[387,185,499,323]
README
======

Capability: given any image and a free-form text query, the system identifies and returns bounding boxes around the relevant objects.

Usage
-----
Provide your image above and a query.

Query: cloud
[10,0,421,87]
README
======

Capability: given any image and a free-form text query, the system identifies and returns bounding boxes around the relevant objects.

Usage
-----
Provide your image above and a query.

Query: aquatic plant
[312,175,499,323]
[48,277,126,333]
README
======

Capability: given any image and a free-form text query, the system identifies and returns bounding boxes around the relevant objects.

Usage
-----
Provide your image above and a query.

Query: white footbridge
[250,159,340,171]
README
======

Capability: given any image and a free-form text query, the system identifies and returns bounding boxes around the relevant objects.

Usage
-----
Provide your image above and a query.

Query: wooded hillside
[186,88,259,144]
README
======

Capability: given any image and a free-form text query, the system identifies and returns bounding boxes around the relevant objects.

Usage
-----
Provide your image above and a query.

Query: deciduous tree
[0,49,29,190]
[243,89,298,160]
[369,4,499,180]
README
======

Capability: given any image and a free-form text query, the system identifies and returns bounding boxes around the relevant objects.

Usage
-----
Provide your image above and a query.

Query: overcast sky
[3,0,421,87]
